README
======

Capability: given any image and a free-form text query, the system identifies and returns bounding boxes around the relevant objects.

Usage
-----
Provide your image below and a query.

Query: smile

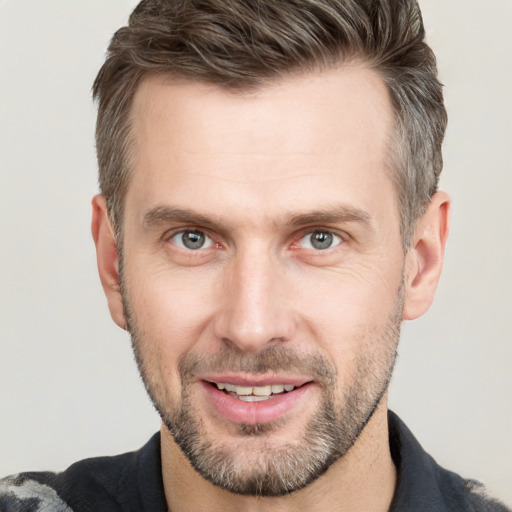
[202,379,312,424]
[214,382,297,402]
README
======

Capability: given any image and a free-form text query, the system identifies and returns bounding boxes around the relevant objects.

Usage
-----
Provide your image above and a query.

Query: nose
[213,247,296,352]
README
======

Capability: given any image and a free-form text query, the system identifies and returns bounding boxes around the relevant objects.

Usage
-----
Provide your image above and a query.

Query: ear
[91,195,126,330]
[403,191,451,320]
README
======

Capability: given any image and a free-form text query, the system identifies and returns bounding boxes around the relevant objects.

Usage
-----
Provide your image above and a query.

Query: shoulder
[0,434,162,512]
[461,478,511,512]
[0,452,132,512]
[431,468,511,511]
[388,411,511,511]
[0,473,73,512]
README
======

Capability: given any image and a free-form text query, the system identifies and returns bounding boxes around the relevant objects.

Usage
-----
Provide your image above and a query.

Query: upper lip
[200,374,313,388]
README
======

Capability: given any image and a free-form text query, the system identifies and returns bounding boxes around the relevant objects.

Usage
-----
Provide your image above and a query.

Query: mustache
[178,345,337,386]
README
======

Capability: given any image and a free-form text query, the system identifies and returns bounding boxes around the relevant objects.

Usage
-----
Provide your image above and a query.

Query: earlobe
[402,191,451,321]
[91,195,127,330]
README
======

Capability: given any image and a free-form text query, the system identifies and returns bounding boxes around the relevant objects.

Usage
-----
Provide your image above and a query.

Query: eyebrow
[142,204,373,231]
[142,207,222,231]
[284,206,372,228]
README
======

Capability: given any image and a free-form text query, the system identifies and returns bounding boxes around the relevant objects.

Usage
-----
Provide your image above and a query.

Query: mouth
[201,378,314,425]
[210,382,299,402]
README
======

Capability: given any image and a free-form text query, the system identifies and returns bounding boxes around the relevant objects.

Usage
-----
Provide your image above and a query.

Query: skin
[92,65,450,511]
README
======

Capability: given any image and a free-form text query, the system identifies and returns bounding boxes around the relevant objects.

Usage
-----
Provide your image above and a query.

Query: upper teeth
[216,383,296,396]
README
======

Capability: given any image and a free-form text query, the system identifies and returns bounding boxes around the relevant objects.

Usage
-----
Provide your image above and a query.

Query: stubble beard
[123,283,403,497]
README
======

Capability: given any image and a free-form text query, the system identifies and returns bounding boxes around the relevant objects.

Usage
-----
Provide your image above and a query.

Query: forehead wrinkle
[182,169,340,184]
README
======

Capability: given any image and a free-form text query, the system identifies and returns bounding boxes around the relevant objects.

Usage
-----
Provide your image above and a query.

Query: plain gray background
[0,0,511,506]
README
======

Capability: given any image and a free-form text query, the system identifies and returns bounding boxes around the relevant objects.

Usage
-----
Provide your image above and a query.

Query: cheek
[296,261,403,327]
[293,261,403,373]
[126,263,219,354]
[124,266,221,405]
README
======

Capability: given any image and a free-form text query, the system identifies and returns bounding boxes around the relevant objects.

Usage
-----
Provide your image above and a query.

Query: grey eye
[299,231,342,250]
[171,230,213,250]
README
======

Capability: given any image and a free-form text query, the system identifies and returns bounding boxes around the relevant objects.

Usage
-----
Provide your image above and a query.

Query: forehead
[126,66,397,230]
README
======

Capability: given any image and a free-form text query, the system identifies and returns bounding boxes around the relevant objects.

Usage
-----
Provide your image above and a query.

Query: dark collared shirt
[1,411,509,511]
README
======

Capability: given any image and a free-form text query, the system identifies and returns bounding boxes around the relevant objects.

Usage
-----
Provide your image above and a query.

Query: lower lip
[200,381,313,425]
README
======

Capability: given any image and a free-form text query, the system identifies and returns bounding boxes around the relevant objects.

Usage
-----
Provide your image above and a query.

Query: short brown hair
[93,0,447,247]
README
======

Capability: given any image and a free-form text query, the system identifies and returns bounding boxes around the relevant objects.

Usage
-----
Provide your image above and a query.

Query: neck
[161,400,396,512]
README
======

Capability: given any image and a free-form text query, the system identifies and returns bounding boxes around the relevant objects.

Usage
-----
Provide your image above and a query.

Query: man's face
[120,67,406,495]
